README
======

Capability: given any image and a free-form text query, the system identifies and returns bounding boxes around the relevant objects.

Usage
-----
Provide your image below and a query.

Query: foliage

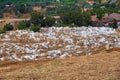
[24,20,31,27]
[30,26,40,32]
[18,21,28,30]
[17,4,27,14]
[57,4,80,14]
[15,3,33,14]
[30,11,44,26]
[46,7,57,15]
[41,16,55,27]
[60,11,79,25]
[17,14,22,18]
[91,7,119,20]
[91,8,105,20]
[0,0,84,5]
[3,23,14,31]
[0,30,6,34]
[55,23,67,27]
[0,0,119,18]
[74,13,91,26]
[109,19,118,29]
[0,12,3,18]
[30,11,55,27]
[60,11,91,26]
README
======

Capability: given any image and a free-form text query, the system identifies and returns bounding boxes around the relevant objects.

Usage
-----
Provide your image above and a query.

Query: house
[5,4,14,9]
[102,13,120,26]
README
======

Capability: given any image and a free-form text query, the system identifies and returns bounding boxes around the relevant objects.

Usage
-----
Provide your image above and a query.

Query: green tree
[91,8,105,20]
[30,11,55,27]
[57,4,80,14]
[30,11,44,26]
[60,11,78,25]
[0,30,6,34]
[18,21,28,30]
[41,16,55,27]
[24,20,31,27]
[109,19,118,29]
[60,11,91,26]
[74,12,91,26]
[30,26,40,32]
[17,4,27,14]
[3,23,14,31]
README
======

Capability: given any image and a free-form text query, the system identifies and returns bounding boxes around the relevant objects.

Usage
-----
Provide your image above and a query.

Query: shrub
[30,11,55,27]
[41,16,55,27]
[109,19,118,29]
[17,14,22,18]
[55,23,66,27]
[18,21,27,30]
[24,20,31,27]
[30,11,44,26]
[0,30,6,34]
[3,23,14,31]
[30,26,40,32]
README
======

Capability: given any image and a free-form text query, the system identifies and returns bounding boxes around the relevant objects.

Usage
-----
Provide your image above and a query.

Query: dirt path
[0,50,120,80]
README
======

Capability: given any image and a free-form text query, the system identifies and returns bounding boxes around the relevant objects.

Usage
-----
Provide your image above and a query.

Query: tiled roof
[103,13,120,20]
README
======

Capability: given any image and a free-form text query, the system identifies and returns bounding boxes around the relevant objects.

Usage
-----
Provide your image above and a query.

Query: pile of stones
[0,27,119,61]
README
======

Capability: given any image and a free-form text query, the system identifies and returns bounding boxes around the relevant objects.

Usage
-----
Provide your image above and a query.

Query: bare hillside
[0,50,120,80]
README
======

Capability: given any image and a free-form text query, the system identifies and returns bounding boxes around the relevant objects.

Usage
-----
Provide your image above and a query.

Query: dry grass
[0,50,120,80]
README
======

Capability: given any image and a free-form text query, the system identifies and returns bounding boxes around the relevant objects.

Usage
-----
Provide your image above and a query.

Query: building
[102,13,120,26]
[5,4,14,9]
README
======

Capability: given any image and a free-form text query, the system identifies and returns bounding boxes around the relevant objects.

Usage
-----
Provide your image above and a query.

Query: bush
[60,11,91,26]
[30,11,55,27]
[30,26,40,32]
[109,19,118,29]
[24,20,31,27]
[30,11,44,26]
[41,16,55,27]
[18,21,28,30]
[3,23,14,31]
[55,23,66,27]
[0,30,6,34]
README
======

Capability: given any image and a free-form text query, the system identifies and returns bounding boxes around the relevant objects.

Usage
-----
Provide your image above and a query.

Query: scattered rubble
[0,27,120,61]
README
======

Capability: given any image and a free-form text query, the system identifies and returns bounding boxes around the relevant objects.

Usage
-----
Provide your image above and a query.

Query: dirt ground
[0,49,120,80]
[0,18,30,30]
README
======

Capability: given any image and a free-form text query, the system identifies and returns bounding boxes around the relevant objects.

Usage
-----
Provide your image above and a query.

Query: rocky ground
[0,27,120,61]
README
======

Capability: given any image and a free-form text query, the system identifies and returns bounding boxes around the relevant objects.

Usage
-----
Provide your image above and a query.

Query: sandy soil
[0,49,120,80]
